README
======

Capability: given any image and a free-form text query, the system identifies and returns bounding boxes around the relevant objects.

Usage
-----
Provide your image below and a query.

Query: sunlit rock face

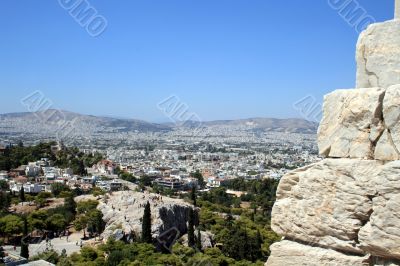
[96,191,195,246]
[265,240,370,266]
[267,12,400,266]
[270,159,400,260]
[356,20,400,89]
[317,88,385,159]
[318,85,400,161]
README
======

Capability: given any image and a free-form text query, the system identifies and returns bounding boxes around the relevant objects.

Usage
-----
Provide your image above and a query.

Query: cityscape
[1,1,399,266]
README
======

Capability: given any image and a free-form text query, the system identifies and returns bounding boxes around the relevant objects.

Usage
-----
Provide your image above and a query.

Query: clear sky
[0,0,395,122]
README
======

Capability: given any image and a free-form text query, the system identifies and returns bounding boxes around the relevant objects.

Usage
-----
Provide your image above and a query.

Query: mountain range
[0,110,318,135]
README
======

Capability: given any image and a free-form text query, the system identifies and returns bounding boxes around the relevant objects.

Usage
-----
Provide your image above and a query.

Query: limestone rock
[271,159,400,259]
[372,257,400,266]
[97,191,194,244]
[356,20,400,89]
[374,130,400,160]
[271,159,381,254]
[318,88,385,159]
[358,161,400,260]
[383,85,400,151]
[265,240,370,266]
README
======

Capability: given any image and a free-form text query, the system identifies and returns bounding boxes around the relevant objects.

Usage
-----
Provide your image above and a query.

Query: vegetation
[187,208,195,248]
[0,141,103,174]
[0,141,281,265]
[141,201,152,244]
[119,172,137,183]
[74,200,104,238]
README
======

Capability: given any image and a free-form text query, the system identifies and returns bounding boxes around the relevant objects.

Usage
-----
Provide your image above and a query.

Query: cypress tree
[255,230,263,259]
[141,201,152,243]
[20,242,29,259]
[0,246,5,263]
[20,186,25,202]
[195,228,202,251]
[191,187,197,207]
[188,208,195,248]
[64,193,77,215]
[20,218,29,259]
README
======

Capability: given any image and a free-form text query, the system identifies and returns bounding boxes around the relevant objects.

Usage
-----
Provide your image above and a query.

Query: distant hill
[202,118,318,133]
[168,117,318,134]
[0,110,318,136]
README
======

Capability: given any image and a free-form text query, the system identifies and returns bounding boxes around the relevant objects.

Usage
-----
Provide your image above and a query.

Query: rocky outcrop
[356,20,400,89]
[266,240,370,266]
[268,12,400,265]
[271,159,400,260]
[97,191,195,245]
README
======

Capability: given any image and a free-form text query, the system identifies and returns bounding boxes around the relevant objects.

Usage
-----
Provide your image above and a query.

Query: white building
[26,162,41,177]
[10,182,42,194]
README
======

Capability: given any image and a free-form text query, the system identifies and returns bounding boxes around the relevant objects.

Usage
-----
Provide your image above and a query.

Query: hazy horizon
[0,1,393,121]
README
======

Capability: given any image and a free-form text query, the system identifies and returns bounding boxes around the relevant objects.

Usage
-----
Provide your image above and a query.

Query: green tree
[77,200,99,214]
[107,250,124,266]
[191,187,197,207]
[74,215,89,237]
[192,170,205,188]
[0,191,11,213]
[87,209,104,235]
[20,242,29,259]
[51,183,70,197]
[141,201,152,244]
[0,215,24,240]
[28,210,47,231]
[196,228,202,251]
[46,214,67,234]
[20,186,25,202]
[64,192,77,215]
[187,208,195,248]
[119,172,137,183]
[0,246,5,263]
[0,180,9,190]
[139,176,152,187]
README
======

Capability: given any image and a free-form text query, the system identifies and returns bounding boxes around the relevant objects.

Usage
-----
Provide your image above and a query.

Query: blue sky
[0,0,394,122]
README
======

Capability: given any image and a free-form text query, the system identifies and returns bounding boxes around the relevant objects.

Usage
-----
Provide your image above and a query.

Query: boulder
[265,240,370,266]
[356,20,400,89]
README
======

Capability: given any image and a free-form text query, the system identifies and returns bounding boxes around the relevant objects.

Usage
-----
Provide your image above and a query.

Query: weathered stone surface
[271,159,380,254]
[271,159,400,259]
[318,88,385,159]
[396,0,400,20]
[358,161,400,260]
[372,257,400,266]
[265,240,370,266]
[383,85,400,151]
[97,191,194,243]
[374,130,400,160]
[356,20,400,89]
